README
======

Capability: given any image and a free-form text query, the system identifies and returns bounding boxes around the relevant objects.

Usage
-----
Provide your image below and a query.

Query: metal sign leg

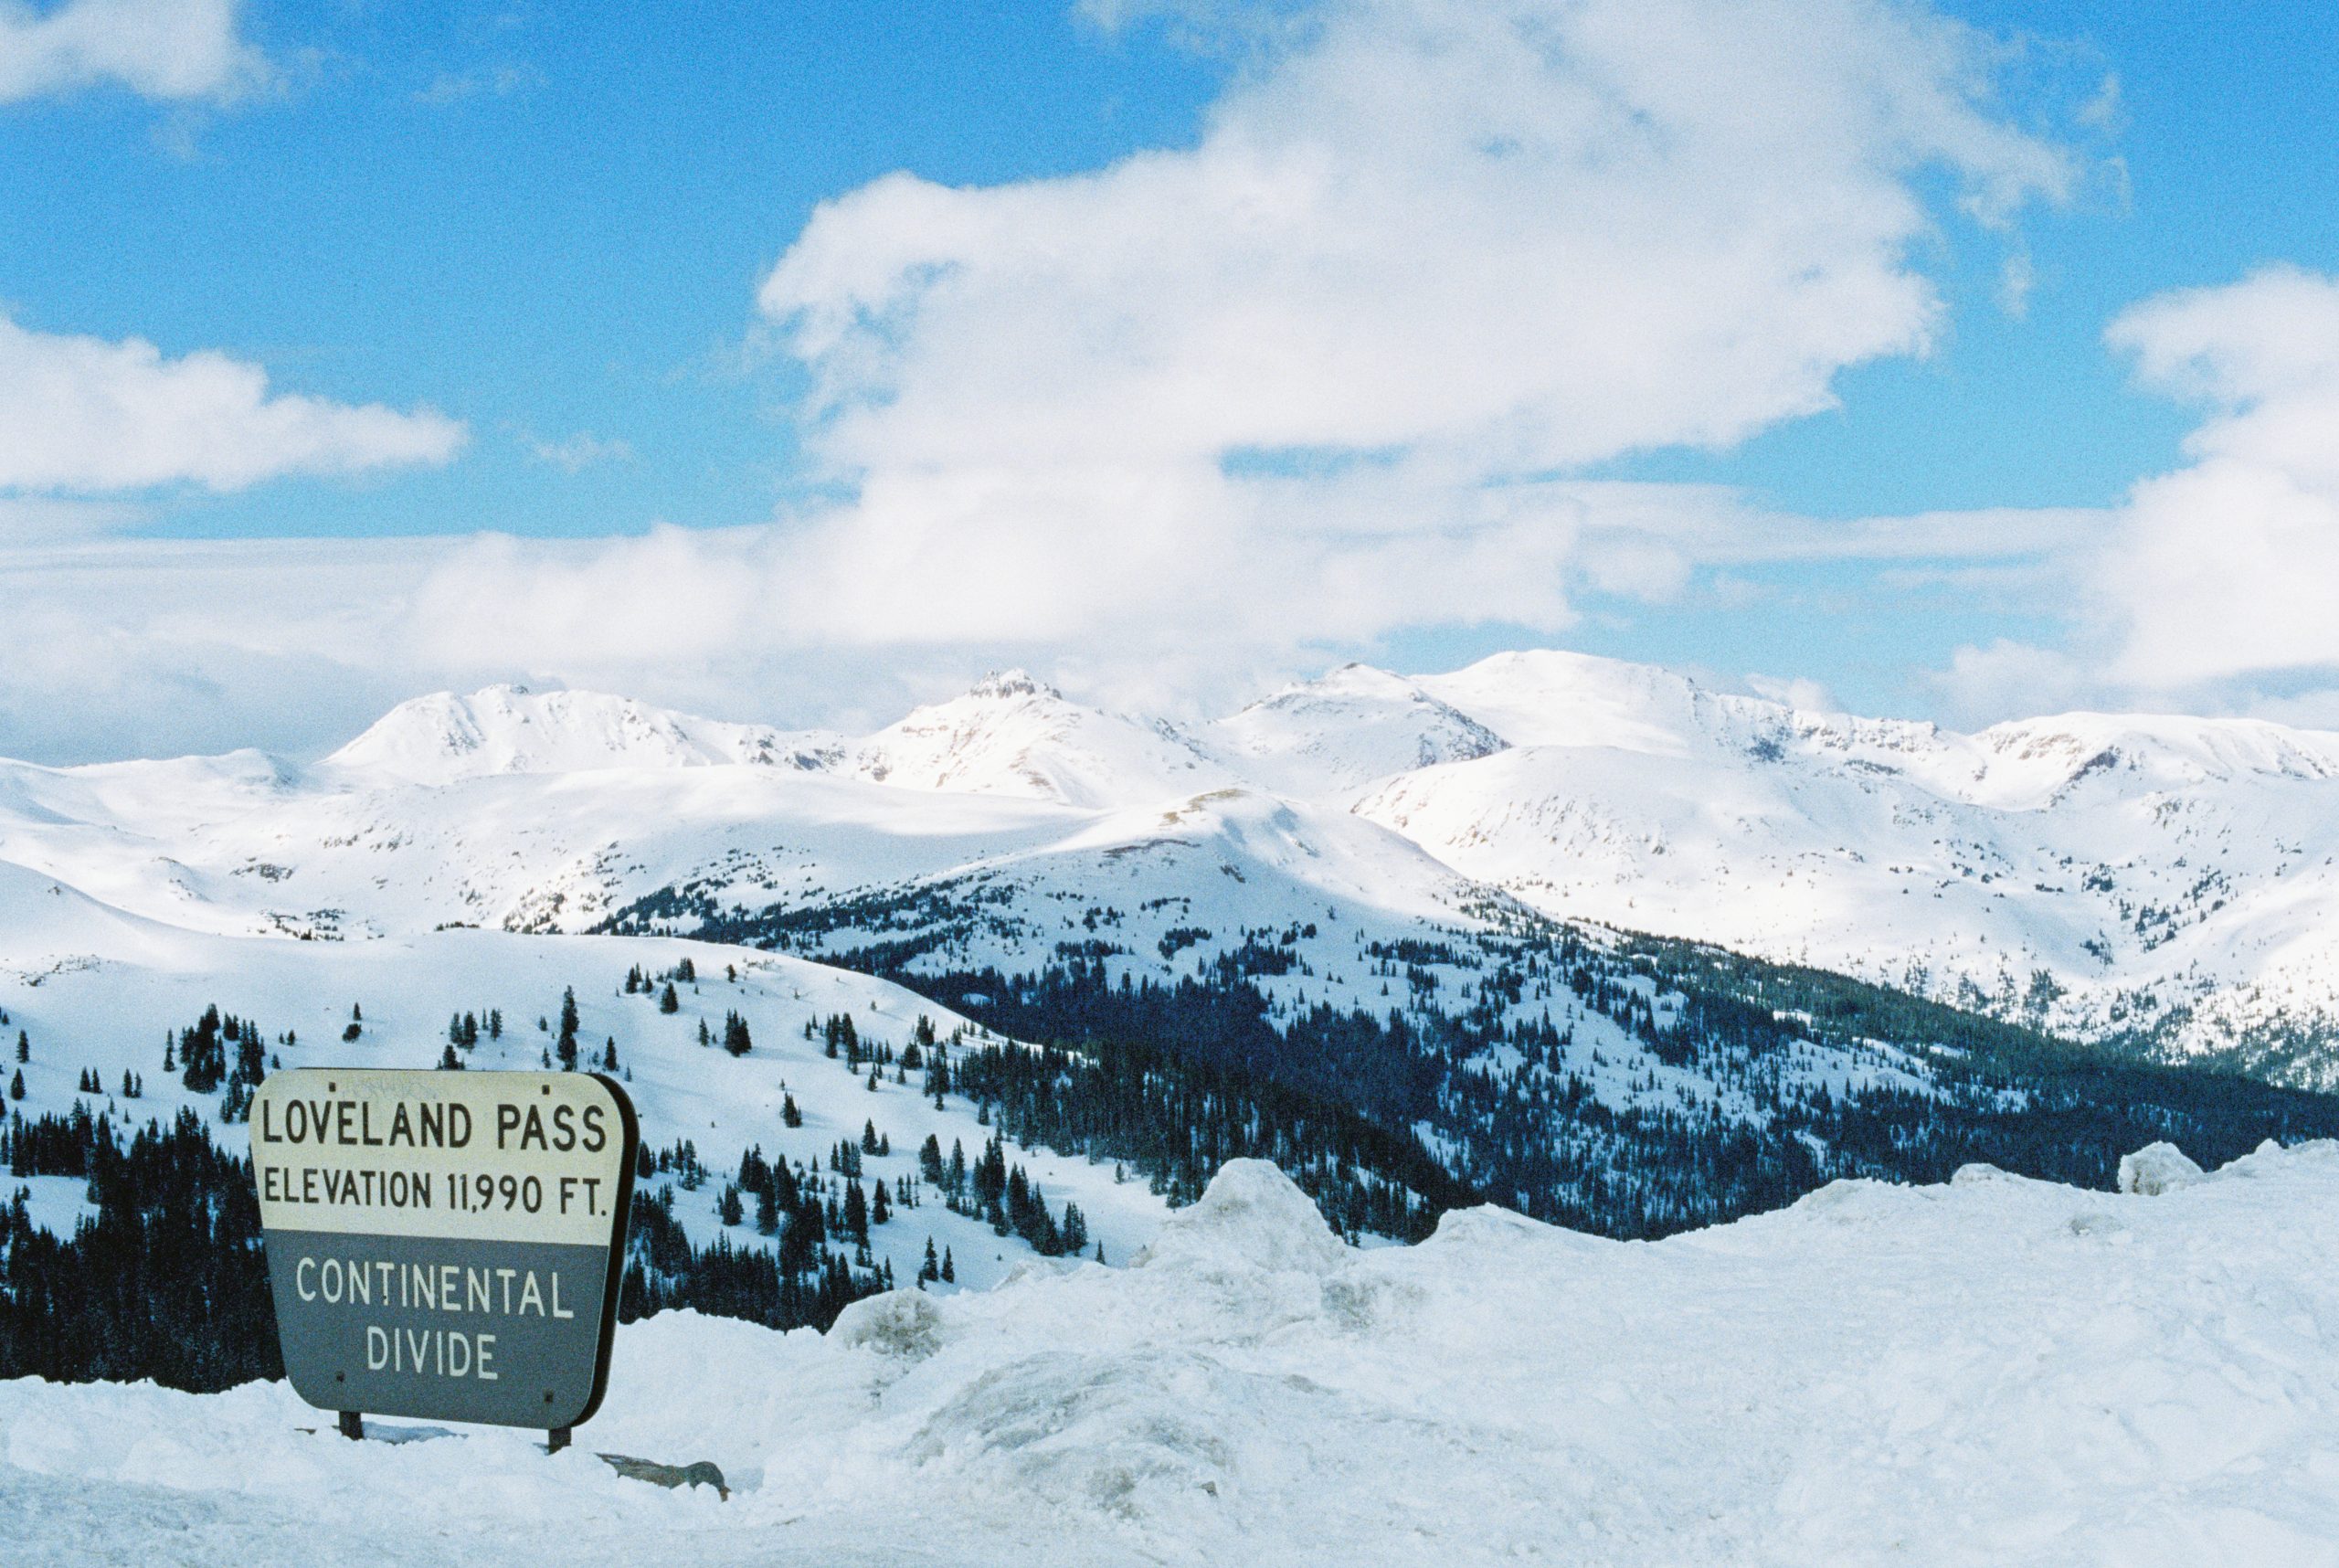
[339,1411,364,1441]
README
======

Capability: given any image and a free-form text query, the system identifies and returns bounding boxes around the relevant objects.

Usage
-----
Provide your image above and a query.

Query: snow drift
[5,1147,2338,1565]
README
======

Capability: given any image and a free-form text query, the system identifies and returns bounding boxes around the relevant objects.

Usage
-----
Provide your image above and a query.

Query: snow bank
[2119,1139,2206,1194]
[7,1146,2339,1565]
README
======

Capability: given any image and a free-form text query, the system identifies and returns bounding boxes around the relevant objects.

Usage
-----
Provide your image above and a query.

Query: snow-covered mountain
[320,683,842,785]
[1211,662,1508,799]
[850,669,1233,809]
[10,649,2339,1088]
[1361,651,2339,1075]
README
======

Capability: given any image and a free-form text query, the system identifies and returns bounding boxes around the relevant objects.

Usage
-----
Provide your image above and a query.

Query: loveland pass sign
[252,1068,639,1435]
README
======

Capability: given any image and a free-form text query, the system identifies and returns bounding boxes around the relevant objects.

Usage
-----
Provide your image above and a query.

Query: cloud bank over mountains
[5,0,2339,761]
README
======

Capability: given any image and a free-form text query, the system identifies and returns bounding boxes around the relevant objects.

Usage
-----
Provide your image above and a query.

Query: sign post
[251,1069,639,1446]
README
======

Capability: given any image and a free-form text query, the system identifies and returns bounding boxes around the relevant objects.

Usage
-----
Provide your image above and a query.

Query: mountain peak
[858,676,1228,809]
[319,685,807,787]
[965,669,1061,703]
[1212,663,1508,798]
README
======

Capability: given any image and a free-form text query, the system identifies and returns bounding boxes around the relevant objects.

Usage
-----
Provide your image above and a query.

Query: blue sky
[5,0,2339,760]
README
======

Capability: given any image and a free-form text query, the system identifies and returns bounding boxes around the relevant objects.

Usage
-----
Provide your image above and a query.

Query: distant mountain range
[7,649,2337,1083]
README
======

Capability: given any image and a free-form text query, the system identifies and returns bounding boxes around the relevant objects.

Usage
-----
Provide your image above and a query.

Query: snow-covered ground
[5,1147,2335,1566]
[0,921,1170,1291]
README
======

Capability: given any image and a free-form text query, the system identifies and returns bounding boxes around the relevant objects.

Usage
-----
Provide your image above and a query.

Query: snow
[7,1147,2339,1564]
[7,1175,94,1238]
[2119,1140,2206,1195]
[319,684,839,785]
[14,646,2339,1097]
[0,922,1170,1292]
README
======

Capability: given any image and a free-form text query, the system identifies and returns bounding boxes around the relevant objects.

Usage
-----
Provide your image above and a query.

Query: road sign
[251,1068,639,1434]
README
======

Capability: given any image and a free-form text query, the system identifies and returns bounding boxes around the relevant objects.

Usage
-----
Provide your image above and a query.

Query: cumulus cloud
[767,0,2066,477]
[1929,266,2339,723]
[2096,268,2339,690]
[0,0,2105,758]
[0,314,466,497]
[0,0,264,103]
[498,0,2068,673]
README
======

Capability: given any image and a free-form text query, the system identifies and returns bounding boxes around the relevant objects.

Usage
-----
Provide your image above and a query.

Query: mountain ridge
[11,650,2339,1080]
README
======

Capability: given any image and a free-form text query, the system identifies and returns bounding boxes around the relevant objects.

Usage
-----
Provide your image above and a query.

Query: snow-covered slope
[13,652,2339,1078]
[0,915,1168,1289]
[1362,651,2339,1073]
[6,1146,2336,1565]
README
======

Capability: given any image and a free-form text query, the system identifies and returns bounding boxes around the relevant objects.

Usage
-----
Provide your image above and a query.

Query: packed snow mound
[11,1146,2339,1565]
[1128,1158,1348,1276]
[2119,1140,2207,1194]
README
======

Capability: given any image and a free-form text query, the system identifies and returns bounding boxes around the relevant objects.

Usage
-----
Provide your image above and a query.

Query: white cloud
[525,431,634,472]
[1744,673,1840,713]
[2095,267,2339,690]
[731,0,2071,663]
[0,0,264,104]
[0,313,467,496]
[0,0,2107,759]
[415,64,540,107]
[767,0,2066,479]
[1923,266,2339,724]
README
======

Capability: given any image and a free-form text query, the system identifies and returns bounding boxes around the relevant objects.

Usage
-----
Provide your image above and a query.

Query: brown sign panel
[251,1068,639,1430]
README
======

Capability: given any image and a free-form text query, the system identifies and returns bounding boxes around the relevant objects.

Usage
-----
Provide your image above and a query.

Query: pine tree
[602,1037,619,1071]
[781,1093,802,1128]
[940,1245,955,1284]
[7,1069,21,1101]
[861,1118,879,1155]
[439,1044,462,1071]
[556,986,580,1070]
[660,982,679,1014]
[14,1031,26,1063]
[871,1181,890,1225]
[723,1012,752,1057]
[919,1236,940,1284]
[488,1009,503,1040]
